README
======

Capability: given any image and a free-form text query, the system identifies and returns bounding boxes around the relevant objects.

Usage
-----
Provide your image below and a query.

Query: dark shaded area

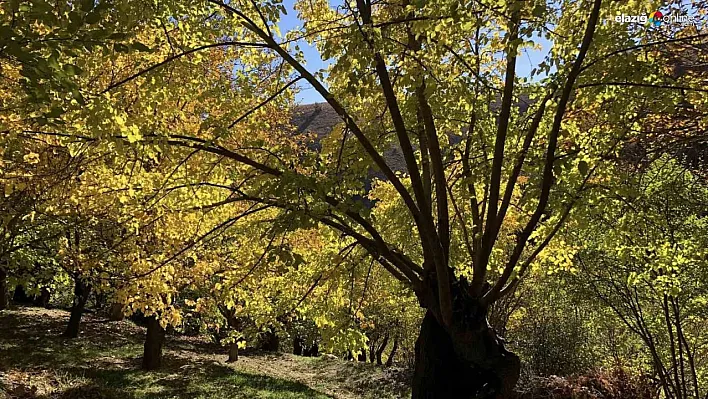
[412,311,492,399]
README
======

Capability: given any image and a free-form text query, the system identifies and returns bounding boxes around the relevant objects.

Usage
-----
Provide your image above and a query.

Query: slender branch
[581,33,708,72]
[100,41,267,94]
[483,0,603,305]
[473,10,520,297]
[578,82,708,93]
[227,77,302,129]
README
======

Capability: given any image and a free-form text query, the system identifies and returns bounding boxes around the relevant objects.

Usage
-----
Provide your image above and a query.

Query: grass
[0,307,409,399]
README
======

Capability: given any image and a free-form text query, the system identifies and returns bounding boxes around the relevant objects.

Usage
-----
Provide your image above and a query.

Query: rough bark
[0,268,7,310]
[227,342,239,362]
[142,316,165,370]
[63,278,91,338]
[411,311,520,399]
[385,337,399,367]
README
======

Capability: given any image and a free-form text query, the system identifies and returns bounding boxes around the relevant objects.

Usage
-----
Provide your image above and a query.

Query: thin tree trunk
[376,334,389,365]
[0,268,7,310]
[63,278,90,338]
[664,295,683,399]
[227,342,239,362]
[358,347,367,362]
[672,298,700,399]
[369,337,377,363]
[386,337,399,367]
[142,316,165,370]
[293,337,304,356]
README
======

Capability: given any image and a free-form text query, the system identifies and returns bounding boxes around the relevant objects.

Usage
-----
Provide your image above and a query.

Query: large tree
[130,1,704,397]
[4,0,708,397]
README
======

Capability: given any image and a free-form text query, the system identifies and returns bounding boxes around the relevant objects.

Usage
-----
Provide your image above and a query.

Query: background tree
[577,157,708,399]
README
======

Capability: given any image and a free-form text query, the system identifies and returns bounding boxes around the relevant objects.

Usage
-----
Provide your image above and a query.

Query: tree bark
[260,328,279,351]
[358,347,367,362]
[63,278,91,338]
[227,342,239,362]
[108,302,124,321]
[376,334,389,365]
[0,268,7,310]
[385,337,399,367]
[34,287,50,308]
[369,338,377,363]
[411,311,520,399]
[142,316,165,370]
[293,337,304,356]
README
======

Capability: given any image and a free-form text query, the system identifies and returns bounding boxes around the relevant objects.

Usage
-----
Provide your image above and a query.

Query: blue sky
[278,0,330,104]
[277,0,551,104]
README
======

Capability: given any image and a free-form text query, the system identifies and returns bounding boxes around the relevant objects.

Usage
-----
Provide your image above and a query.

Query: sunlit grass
[0,308,332,399]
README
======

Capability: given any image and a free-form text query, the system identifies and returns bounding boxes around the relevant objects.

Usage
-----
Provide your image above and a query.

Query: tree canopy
[2,0,708,398]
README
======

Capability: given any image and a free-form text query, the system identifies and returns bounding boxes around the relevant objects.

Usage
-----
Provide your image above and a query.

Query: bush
[515,368,659,399]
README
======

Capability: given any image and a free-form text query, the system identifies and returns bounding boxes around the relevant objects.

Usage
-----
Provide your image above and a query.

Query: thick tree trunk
[142,316,165,370]
[0,268,7,310]
[227,342,239,362]
[108,302,124,321]
[385,337,398,367]
[376,334,389,365]
[63,278,91,338]
[411,311,520,399]
[34,287,50,308]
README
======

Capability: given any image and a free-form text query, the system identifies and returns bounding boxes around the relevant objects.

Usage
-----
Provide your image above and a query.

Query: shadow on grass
[46,359,332,399]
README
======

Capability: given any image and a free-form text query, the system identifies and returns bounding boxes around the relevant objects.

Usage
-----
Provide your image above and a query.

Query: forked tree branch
[483,0,604,305]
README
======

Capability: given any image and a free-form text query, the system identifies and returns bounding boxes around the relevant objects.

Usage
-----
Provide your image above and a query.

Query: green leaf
[85,11,101,24]
[46,107,64,118]
[63,64,83,76]
[131,42,152,52]
[113,43,130,53]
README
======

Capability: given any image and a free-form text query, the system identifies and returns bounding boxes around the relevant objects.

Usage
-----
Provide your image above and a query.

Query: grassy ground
[0,307,410,399]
